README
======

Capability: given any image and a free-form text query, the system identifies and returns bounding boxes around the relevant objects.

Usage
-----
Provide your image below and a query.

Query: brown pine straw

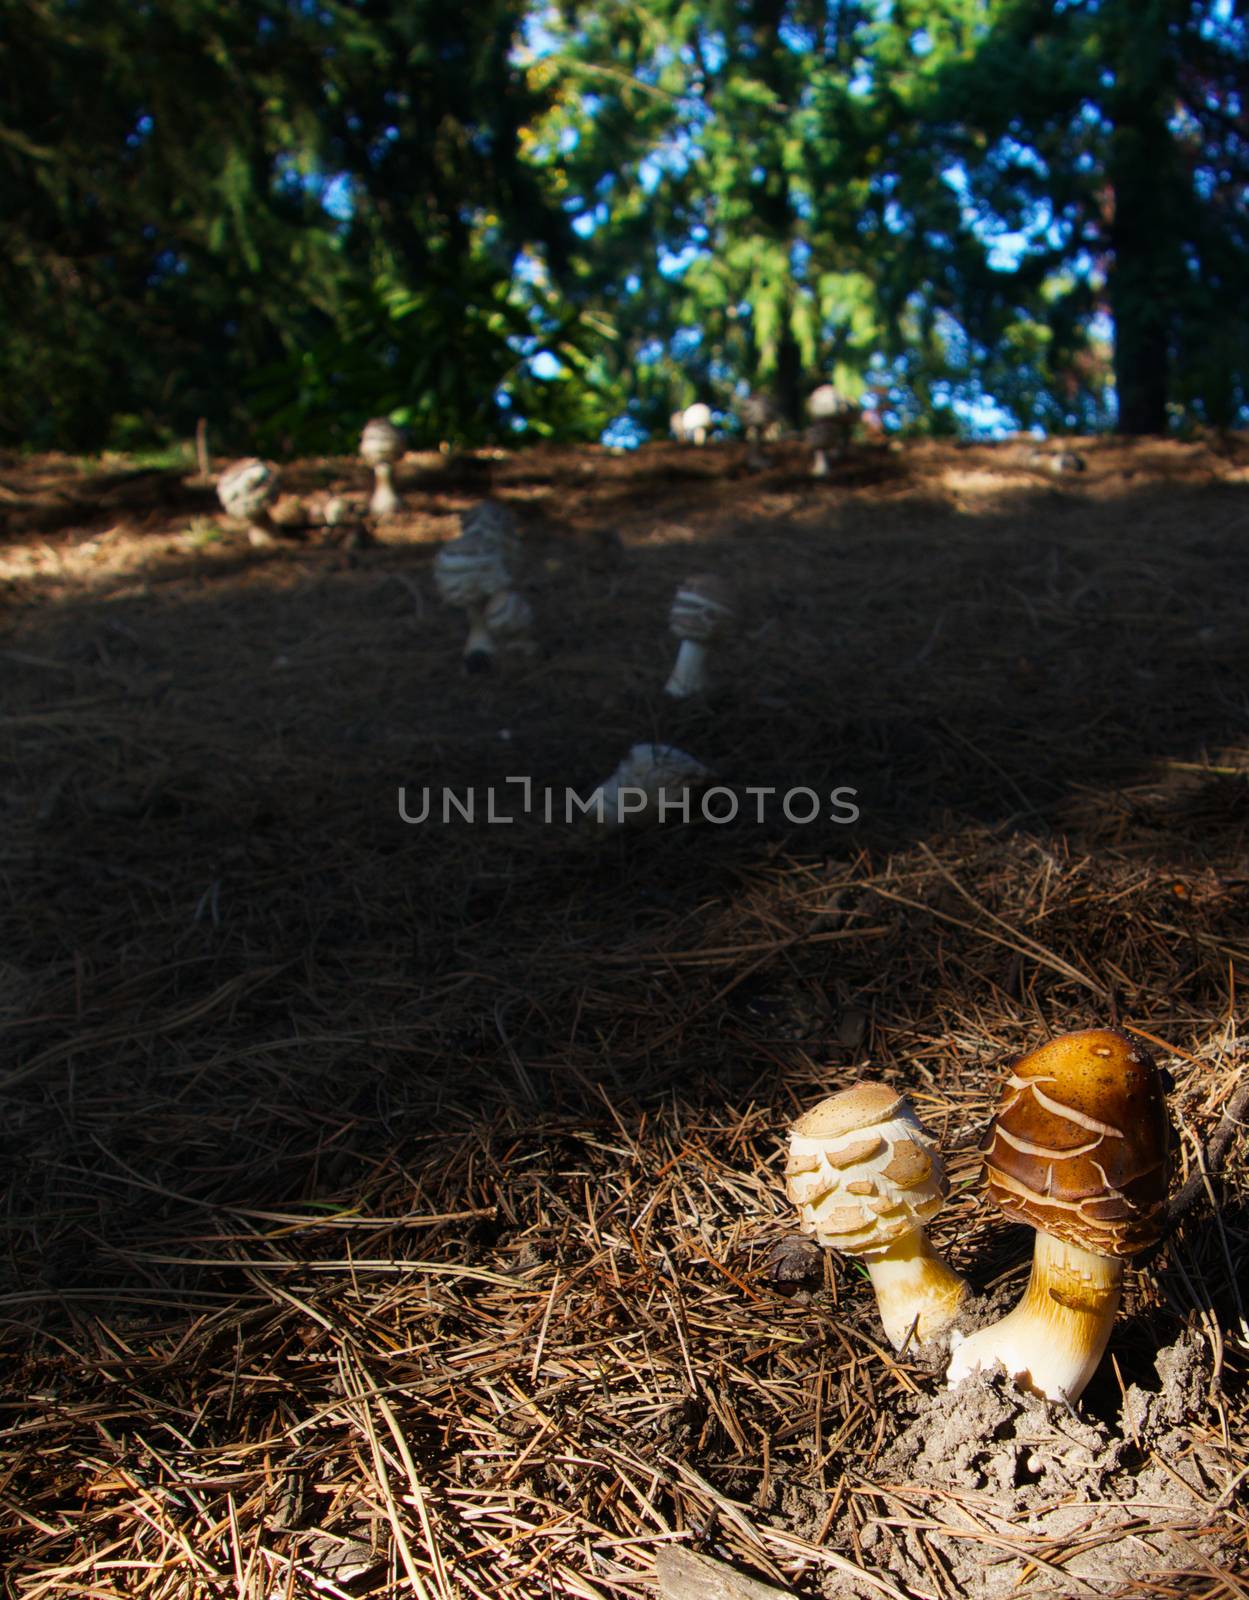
[1,433,1248,1597]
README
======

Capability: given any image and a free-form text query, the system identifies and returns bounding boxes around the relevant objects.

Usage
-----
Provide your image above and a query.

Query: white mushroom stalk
[433,533,513,671]
[589,743,711,830]
[359,418,406,518]
[664,574,736,698]
[947,1231,1125,1404]
[785,1084,968,1350]
[217,457,281,547]
[946,1028,1169,1404]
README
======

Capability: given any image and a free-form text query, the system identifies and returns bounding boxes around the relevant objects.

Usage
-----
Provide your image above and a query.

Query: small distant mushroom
[433,532,513,672]
[664,573,736,698]
[1025,446,1087,476]
[737,392,780,468]
[590,743,711,829]
[672,402,714,446]
[217,458,281,547]
[359,418,407,518]
[807,385,858,476]
[323,494,372,549]
[785,1083,968,1350]
[946,1028,1170,1404]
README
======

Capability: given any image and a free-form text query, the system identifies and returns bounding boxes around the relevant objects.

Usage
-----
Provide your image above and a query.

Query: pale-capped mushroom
[664,573,736,698]
[433,532,513,672]
[807,385,858,476]
[946,1028,1170,1404]
[672,402,714,446]
[217,458,281,547]
[588,743,711,829]
[785,1083,968,1350]
[737,392,780,467]
[359,418,406,518]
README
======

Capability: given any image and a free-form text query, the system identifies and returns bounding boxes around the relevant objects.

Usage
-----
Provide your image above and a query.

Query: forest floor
[1,433,1248,1600]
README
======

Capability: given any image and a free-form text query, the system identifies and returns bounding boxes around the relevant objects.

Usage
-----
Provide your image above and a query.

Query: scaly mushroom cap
[483,587,534,642]
[737,393,778,430]
[359,418,406,466]
[984,1029,1169,1258]
[786,1085,949,1255]
[807,384,857,421]
[433,533,512,608]
[669,573,736,645]
[217,458,279,521]
[594,743,712,827]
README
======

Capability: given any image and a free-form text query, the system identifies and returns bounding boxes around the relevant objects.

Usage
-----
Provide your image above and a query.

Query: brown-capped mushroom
[947,1027,1170,1403]
[785,1083,968,1350]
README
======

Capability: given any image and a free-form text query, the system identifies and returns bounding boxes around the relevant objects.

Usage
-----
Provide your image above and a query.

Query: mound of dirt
[813,1331,1227,1599]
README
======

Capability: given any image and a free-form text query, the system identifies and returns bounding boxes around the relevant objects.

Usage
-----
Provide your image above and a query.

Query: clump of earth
[779,1332,1232,1599]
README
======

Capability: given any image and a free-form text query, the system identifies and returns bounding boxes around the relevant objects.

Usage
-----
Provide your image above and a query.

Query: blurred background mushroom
[736,392,779,468]
[785,1083,968,1350]
[664,573,736,698]
[359,417,406,518]
[588,742,711,829]
[671,402,714,446]
[946,1027,1170,1404]
[216,457,281,547]
[806,384,859,476]
[433,531,514,672]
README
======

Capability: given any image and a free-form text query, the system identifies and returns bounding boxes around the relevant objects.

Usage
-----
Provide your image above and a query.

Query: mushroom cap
[983,1028,1169,1258]
[807,384,857,420]
[483,587,534,640]
[359,418,406,465]
[785,1085,949,1256]
[737,393,778,429]
[594,743,712,826]
[217,458,279,520]
[669,573,736,643]
[433,533,512,607]
[681,402,713,431]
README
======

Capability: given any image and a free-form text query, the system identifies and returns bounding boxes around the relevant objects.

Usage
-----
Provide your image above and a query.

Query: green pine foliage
[0,0,1244,451]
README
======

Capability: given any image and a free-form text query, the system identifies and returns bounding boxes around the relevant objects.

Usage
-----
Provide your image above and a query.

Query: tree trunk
[1109,124,1172,435]
[1107,6,1177,437]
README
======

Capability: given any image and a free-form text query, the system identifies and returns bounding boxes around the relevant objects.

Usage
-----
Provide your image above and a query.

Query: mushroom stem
[812,448,831,478]
[464,604,497,670]
[370,461,399,518]
[664,638,710,698]
[247,515,276,548]
[947,1229,1123,1403]
[865,1229,970,1351]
